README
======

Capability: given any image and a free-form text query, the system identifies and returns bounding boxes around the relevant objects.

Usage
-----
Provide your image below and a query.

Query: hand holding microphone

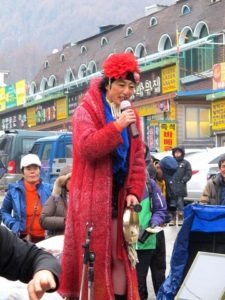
[118,100,139,138]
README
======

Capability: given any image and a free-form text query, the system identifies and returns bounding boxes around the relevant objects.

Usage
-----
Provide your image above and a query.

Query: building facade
[1,0,225,150]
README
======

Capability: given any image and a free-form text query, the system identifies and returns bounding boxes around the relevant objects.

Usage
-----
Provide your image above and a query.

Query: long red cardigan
[59,78,146,300]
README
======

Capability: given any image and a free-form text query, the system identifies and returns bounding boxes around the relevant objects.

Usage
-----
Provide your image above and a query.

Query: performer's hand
[126,194,139,208]
[117,109,136,129]
[27,270,56,300]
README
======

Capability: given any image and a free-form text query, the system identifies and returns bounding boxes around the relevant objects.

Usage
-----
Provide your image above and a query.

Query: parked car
[151,148,205,161]
[185,147,225,202]
[30,132,72,184]
[0,129,57,191]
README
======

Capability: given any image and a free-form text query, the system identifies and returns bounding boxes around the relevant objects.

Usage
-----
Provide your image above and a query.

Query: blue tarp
[157,203,225,300]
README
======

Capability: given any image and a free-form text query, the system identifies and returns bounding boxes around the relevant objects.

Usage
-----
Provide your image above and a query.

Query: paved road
[147,225,181,300]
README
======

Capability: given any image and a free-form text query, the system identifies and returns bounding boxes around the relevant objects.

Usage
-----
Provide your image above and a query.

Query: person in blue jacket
[136,169,167,300]
[1,154,52,242]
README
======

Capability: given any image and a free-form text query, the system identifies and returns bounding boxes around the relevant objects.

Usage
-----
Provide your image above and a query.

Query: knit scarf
[102,93,129,186]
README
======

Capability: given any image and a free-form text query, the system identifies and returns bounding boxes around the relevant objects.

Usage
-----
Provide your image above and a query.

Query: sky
[0,0,176,83]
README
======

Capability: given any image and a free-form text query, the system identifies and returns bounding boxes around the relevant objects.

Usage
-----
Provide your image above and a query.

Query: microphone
[120,100,139,138]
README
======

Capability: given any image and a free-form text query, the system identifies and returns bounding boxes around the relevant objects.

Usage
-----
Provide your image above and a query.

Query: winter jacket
[201,173,225,204]
[40,172,71,235]
[0,225,60,289]
[59,78,146,300]
[172,158,192,197]
[1,178,52,234]
[159,156,178,201]
[136,178,167,250]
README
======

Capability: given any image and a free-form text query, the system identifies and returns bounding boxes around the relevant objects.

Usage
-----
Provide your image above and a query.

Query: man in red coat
[59,53,146,300]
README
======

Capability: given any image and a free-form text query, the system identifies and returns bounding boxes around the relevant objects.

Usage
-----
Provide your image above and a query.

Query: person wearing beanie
[59,53,145,300]
[1,154,52,242]
[40,165,72,236]
[171,146,192,225]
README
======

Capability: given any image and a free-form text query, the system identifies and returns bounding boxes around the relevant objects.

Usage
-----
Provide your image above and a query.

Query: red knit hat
[103,53,140,83]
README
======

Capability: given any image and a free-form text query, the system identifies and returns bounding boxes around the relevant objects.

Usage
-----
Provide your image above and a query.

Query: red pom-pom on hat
[103,53,140,82]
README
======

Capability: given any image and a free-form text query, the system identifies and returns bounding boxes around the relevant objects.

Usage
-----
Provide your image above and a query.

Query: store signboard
[56,98,67,120]
[159,121,177,151]
[213,62,225,89]
[0,87,6,111]
[16,80,26,106]
[1,110,27,130]
[5,85,16,109]
[136,100,170,117]
[161,65,178,94]
[211,99,225,131]
[135,69,161,100]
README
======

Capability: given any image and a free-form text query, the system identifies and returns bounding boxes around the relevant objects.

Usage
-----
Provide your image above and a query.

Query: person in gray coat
[201,154,225,205]
[40,166,71,236]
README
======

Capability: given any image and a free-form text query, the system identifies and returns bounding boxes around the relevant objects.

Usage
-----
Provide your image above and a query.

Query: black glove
[138,229,151,244]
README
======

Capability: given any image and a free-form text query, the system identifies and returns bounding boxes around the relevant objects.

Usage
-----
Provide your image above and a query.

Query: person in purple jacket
[136,148,168,300]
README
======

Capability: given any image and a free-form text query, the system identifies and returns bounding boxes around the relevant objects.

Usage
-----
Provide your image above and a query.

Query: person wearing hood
[171,146,192,225]
[40,165,72,236]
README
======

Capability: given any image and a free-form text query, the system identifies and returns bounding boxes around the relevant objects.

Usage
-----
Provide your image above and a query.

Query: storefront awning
[176,88,225,100]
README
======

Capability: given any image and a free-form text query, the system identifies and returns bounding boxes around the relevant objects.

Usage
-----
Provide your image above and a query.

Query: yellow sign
[16,80,26,106]
[159,122,177,151]
[136,100,170,117]
[27,106,36,128]
[56,98,67,120]
[0,87,6,111]
[169,102,176,120]
[211,99,225,131]
[162,65,178,94]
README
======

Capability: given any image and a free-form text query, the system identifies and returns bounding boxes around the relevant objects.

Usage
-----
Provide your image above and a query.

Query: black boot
[115,294,126,300]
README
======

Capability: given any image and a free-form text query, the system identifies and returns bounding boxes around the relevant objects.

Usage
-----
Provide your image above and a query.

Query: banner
[16,80,26,106]
[5,85,16,109]
[162,65,178,94]
[159,121,177,151]
[0,87,6,111]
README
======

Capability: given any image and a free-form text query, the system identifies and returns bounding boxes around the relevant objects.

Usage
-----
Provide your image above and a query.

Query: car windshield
[0,135,12,154]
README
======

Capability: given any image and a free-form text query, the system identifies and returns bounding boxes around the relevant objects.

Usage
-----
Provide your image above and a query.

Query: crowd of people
[0,52,224,300]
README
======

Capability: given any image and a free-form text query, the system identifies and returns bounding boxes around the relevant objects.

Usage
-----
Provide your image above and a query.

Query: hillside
[0,0,174,84]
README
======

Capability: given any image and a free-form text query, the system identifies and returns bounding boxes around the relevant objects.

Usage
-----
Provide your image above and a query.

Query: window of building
[125,47,134,53]
[185,107,210,138]
[60,54,65,63]
[44,61,49,69]
[29,82,37,95]
[158,34,172,51]
[87,61,97,74]
[40,78,48,91]
[101,37,108,47]
[135,43,146,58]
[181,5,191,15]
[78,64,87,78]
[64,68,75,84]
[48,75,57,87]
[81,45,87,55]
[126,27,133,37]
[180,39,215,77]
[149,17,158,27]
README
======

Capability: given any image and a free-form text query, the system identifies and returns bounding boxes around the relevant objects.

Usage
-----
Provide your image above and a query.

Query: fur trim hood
[52,172,71,197]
